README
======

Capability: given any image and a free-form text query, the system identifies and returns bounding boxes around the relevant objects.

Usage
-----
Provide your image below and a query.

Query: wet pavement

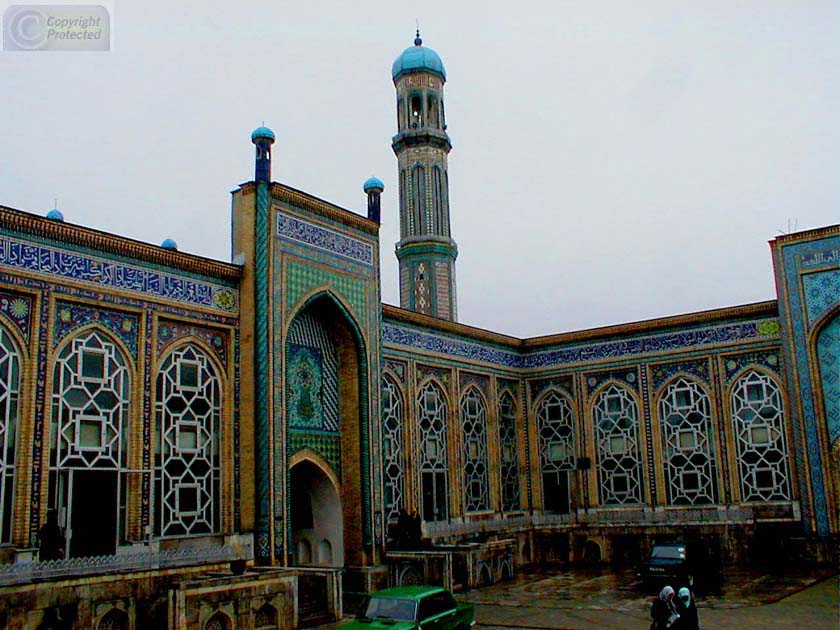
[458,565,838,629]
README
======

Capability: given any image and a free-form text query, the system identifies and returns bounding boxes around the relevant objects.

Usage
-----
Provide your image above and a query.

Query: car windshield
[362,596,417,622]
[652,545,686,560]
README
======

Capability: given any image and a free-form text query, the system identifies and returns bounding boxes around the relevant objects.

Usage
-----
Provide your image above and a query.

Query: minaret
[392,32,458,321]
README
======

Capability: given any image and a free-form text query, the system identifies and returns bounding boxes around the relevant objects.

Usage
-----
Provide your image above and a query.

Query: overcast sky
[2,1,838,337]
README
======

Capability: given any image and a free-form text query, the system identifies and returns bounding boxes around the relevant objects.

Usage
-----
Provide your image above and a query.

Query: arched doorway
[283,292,369,567]
[289,459,342,566]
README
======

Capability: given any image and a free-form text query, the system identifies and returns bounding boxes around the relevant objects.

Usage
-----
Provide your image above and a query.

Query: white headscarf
[659,585,675,601]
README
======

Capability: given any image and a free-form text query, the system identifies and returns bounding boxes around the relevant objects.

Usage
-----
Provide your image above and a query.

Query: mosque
[0,33,836,630]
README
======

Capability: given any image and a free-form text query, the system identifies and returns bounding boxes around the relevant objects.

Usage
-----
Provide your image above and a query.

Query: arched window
[537,390,575,514]
[413,263,430,315]
[97,608,128,630]
[204,611,231,630]
[255,604,278,630]
[498,391,520,512]
[50,329,130,556]
[658,378,718,505]
[382,375,405,524]
[409,95,423,128]
[0,324,20,544]
[460,386,489,512]
[411,165,426,233]
[730,370,791,501]
[154,344,222,537]
[427,94,439,128]
[594,385,643,505]
[432,166,444,235]
[418,381,448,521]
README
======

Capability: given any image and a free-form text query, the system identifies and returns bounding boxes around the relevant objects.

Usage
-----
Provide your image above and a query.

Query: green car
[341,585,476,630]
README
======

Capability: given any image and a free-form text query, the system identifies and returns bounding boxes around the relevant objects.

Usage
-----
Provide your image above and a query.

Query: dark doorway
[69,470,117,558]
[543,471,570,514]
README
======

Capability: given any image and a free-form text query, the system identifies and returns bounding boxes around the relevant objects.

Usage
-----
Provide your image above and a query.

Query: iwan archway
[283,292,370,568]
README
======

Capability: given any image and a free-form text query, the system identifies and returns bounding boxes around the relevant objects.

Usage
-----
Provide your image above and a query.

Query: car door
[418,593,458,630]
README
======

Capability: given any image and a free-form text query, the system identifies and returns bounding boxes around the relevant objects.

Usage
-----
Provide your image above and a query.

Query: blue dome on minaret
[250,126,275,143]
[392,32,446,81]
[363,176,384,193]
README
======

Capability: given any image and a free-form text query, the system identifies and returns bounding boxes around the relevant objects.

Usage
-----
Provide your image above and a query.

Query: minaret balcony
[391,128,452,153]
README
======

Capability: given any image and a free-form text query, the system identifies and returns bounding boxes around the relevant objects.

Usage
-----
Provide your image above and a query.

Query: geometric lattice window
[537,390,575,513]
[97,608,128,630]
[154,345,221,537]
[537,390,576,472]
[460,386,489,512]
[418,380,448,522]
[382,375,405,524]
[730,370,791,502]
[0,324,20,544]
[255,604,278,630]
[594,385,642,505]
[204,612,230,630]
[51,330,129,471]
[658,378,718,505]
[498,391,520,512]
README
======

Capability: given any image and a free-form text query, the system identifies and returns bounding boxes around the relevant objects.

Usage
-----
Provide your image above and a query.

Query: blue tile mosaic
[0,290,32,342]
[276,212,374,266]
[383,319,778,369]
[803,269,840,325]
[0,234,238,313]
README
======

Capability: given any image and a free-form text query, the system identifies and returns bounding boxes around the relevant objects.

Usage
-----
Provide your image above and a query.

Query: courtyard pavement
[460,566,838,630]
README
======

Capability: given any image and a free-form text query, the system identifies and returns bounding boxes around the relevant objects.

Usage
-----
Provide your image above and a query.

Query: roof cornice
[0,205,242,282]
[383,300,779,351]
[769,223,840,247]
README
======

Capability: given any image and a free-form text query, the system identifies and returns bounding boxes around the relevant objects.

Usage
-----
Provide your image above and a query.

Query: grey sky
[2,1,837,337]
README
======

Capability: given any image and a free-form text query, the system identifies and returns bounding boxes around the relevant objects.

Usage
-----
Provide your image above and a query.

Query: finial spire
[414,21,422,46]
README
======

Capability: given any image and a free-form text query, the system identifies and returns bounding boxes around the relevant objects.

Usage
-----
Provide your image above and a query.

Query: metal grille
[154,345,221,537]
[730,370,791,501]
[658,378,718,505]
[204,612,230,630]
[460,387,489,512]
[498,392,520,512]
[382,375,405,523]
[594,385,642,505]
[0,325,19,544]
[537,390,576,472]
[51,330,129,470]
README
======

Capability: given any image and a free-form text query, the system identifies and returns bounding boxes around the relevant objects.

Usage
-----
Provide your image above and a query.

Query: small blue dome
[46,208,64,221]
[161,238,178,250]
[251,126,275,143]
[363,176,385,193]
[392,35,446,81]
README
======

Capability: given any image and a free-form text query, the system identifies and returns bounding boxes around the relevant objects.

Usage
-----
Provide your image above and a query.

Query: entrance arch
[283,290,369,567]
[289,458,343,566]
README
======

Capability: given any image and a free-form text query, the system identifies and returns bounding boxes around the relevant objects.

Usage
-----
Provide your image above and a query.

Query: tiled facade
[0,37,836,630]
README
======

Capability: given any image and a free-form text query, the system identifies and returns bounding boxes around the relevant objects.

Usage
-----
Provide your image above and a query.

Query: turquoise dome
[160,238,178,250]
[46,208,64,221]
[392,36,446,81]
[363,176,384,193]
[251,126,275,143]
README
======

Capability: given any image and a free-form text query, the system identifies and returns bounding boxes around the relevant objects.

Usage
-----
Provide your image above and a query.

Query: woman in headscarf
[650,585,680,630]
[673,586,699,630]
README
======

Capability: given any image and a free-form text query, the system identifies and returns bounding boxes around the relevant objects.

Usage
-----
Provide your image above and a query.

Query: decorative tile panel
[528,376,575,403]
[651,360,710,391]
[157,320,228,366]
[54,301,139,358]
[0,290,32,342]
[799,246,840,269]
[803,270,840,325]
[459,372,489,394]
[816,313,840,446]
[0,234,237,313]
[276,212,374,266]
[383,318,780,369]
[722,350,781,383]
[384,358,407,383]
[584,369,639,394]
[288,433,342,477]
[285,261,366,322]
